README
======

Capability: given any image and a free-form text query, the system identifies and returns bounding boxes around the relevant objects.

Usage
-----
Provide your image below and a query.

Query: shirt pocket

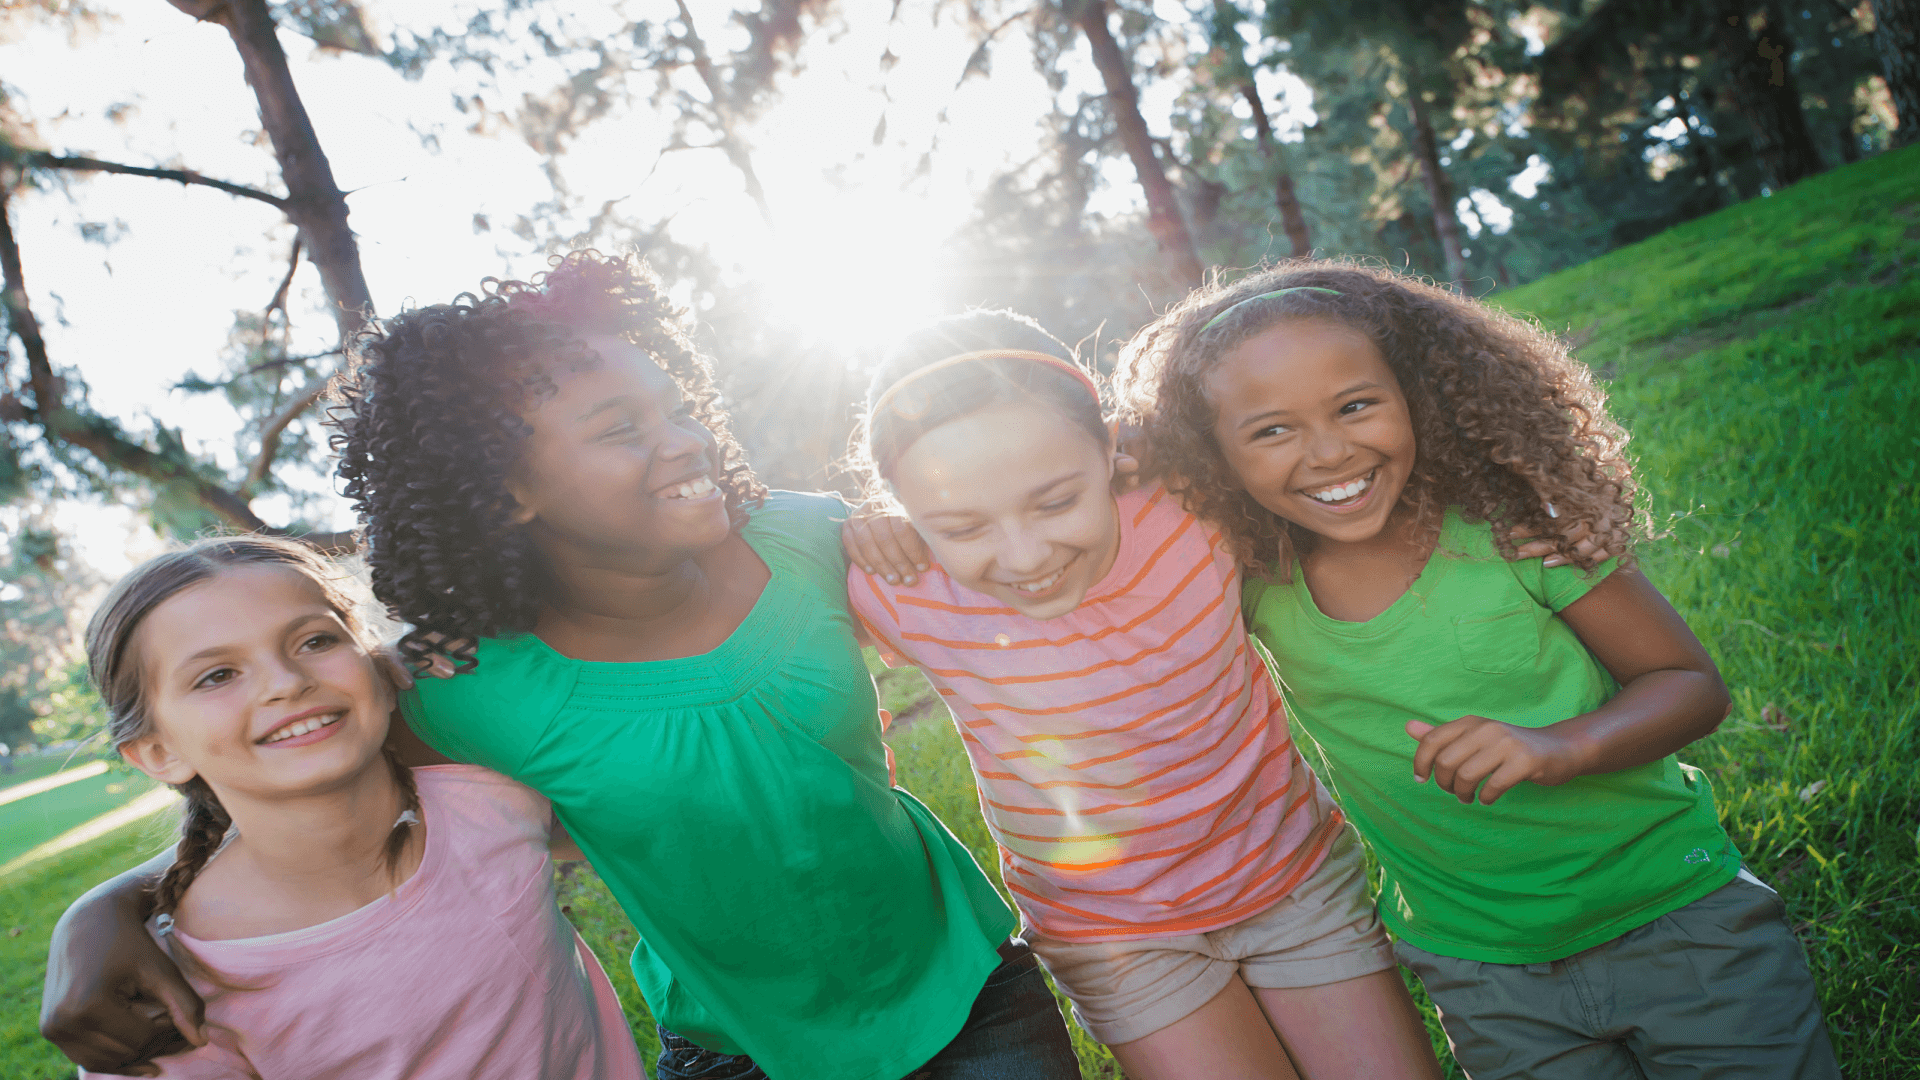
[1451,603,1544,674]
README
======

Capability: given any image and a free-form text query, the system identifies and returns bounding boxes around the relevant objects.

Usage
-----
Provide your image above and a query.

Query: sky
[1,0,1324,577]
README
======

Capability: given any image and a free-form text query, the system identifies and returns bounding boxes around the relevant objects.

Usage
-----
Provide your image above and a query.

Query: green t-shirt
[400,491,1014,1080]
[1242,510,1739,964]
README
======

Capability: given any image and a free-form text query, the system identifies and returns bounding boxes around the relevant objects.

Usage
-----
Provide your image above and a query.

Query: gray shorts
[1393,874,1839,1079]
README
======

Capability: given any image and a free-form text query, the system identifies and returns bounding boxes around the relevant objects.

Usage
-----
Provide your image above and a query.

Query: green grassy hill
[2,146,1914,1079]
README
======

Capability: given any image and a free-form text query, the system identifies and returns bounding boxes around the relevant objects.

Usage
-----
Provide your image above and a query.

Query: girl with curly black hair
[1113,261,1836,1079]
[44,252,1082,1080]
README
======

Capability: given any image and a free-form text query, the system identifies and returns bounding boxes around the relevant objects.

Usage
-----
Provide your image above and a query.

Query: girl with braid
[74,535,643,1079]
[44,252,1081,1080]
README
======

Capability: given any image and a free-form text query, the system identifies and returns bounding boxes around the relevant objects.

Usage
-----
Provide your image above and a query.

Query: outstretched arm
[40,848,207,1075]
[1408,568,1729,804]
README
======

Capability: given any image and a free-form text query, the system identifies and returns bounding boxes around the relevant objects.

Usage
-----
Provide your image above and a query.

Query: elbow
[1698,668,1732,737]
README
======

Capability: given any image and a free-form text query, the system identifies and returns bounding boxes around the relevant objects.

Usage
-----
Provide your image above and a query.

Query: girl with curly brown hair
[1112,261,1837,1079]
[42,252,1082,1080]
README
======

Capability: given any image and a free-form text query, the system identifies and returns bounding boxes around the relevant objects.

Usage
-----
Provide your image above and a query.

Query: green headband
[1201,286,1342,333]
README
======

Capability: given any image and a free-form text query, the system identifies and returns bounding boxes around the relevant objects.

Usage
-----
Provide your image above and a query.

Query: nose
[994,522,1053,577]
[260,651,318,705]
[653,414,709,470]
[1303,424,1353,471]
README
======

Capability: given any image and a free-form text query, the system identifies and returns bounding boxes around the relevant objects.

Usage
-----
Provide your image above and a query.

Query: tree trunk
[1405,90,1467,289]
[166,0,372,346]
[1710,1,1824,189]
[1072,0,1205,288]
[1238,82,1312,258]
[1870,0,1920,147]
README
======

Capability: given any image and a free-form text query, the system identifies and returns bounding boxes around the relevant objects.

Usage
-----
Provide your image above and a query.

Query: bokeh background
[1,0,1915,1076]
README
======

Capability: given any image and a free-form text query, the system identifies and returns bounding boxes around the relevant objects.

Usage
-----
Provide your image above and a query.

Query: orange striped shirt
[852,485,1340,941]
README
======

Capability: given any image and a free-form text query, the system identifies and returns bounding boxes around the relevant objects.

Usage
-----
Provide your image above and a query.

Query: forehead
[137,565,340,664]
[1208,319,1393,403]
[889,400,1105,508]
[525,334,678,410]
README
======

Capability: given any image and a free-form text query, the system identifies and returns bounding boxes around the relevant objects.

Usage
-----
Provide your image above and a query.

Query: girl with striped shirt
[842,310,1444,1080]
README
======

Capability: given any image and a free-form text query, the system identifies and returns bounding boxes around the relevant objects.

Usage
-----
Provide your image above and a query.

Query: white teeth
[263,713,341,744]
[665,476,717,499]
[1011,568,1066,593]
[1306,472,1373,504]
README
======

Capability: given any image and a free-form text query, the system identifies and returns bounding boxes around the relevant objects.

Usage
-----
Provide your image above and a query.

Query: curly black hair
[1113,260,1639,576]
[329,251,765,669]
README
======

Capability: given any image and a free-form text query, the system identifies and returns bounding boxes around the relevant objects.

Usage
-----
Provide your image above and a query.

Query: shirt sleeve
[397,648,573,780]
[1520,554,1621,613]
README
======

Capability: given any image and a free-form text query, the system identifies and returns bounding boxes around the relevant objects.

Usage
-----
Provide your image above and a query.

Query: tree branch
[19,151,289,210]
[1,189,270,533]
[243,373,329,491]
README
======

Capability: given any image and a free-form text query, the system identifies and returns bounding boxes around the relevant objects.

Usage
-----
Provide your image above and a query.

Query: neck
[215,760,411,901]
[533,531,714,637]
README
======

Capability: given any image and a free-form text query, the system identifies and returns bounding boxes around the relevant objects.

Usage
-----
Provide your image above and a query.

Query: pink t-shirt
[86,766,643,1080]
[852,485,1342,942]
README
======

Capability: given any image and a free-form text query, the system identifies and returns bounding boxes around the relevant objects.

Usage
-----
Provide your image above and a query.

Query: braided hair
[330,250,765,671]
[86,535,420,918]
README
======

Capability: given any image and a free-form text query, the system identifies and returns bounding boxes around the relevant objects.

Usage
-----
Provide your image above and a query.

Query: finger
[150,970,208,1047]
[873,527,921,585]
[856,526,904,582]
[848,527,888,579]
[890,520,931,572]
[1440,748,1500,803]
[1409,721,1468,781]
[1477,759,1535,806]
[840,522,877,574]
[55,1028,146,1074]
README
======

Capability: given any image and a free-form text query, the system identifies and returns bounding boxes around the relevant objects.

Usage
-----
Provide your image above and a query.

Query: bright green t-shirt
[399,491,1014,1080]
[1243,510,1739,964]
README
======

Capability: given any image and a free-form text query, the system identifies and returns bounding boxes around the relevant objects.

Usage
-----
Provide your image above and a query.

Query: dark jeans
[656,939,1083,1080]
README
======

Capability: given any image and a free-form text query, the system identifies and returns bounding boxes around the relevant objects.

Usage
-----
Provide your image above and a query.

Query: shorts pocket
[1452,603,1544,674]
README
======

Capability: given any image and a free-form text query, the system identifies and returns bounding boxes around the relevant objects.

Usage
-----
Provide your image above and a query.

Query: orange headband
[869,349,1100,422]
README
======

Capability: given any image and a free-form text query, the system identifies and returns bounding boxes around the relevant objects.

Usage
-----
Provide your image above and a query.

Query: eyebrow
[917,470,1084,519]
[576,396,634,424]
[171,611,339,673]
[1234,380,1386,432]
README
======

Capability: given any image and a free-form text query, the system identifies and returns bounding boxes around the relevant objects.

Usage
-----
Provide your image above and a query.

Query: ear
[502,477,539,526]
[120,734,198,787]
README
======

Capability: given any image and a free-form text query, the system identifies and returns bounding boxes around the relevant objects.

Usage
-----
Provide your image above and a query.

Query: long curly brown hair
[330,250,765,670]
[1113,260,1638,576]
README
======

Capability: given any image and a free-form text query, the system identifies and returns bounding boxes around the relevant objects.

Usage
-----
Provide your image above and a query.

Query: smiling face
[887,399,1121,620]
[505,334,731,570]
[121,565,392,803]
[1207,318,1418,550]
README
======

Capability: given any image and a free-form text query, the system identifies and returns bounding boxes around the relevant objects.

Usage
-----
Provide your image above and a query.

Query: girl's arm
[842,512,930,586]
[1408,568,1730,805]
[40,850,208,1076]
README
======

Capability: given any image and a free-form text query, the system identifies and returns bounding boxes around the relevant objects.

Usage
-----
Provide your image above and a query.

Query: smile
[1303,469,1375,506]
[1000,555,1076,596]
[660,476,718,500]
[260,711,343,745]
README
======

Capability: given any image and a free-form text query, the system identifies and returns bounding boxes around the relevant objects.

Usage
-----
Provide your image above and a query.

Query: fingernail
[903,576,916,585]
[862,566,872,573]
[886,575,898,583]
[916,563,928,571]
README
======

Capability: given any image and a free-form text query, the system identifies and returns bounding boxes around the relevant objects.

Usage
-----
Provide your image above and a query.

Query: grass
[0,768,158,865]
[2,145,1915,1078]
[0,756,94,794]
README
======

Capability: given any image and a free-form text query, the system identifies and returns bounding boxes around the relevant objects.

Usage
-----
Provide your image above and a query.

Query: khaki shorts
[1027,826,1396,1046]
